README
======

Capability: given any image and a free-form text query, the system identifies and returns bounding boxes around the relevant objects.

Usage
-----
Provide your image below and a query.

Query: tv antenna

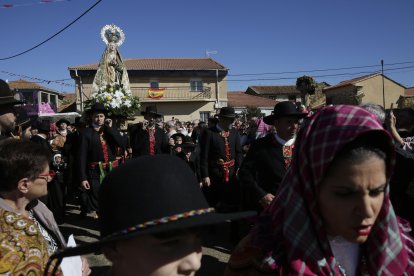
[205,50,218,57]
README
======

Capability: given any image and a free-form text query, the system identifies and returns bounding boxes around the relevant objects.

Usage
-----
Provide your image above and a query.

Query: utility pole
[381,59,385,108]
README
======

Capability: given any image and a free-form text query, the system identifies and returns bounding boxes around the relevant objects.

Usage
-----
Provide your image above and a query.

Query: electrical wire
[0,0,103,61]
[228,61,414,77]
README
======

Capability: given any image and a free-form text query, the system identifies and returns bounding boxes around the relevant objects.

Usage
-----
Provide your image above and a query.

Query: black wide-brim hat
[218,106,236,118]
[177,136,197,149]
[86,103,107,116]
[263,101,307,125]
[141,105,162,117]
[55,118,71,127]
[49,155,255,260]
[171,132,186,141]
[0,79,22,106]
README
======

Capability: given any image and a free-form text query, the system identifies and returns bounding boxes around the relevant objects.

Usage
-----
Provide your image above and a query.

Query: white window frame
[190,80,203,92]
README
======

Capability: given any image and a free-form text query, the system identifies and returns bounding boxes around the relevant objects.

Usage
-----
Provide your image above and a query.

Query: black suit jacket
[130,125,169,158]
[78,126,124,182]
[238,134,287,206]
[199,127,242,181]
[30,135,54,154]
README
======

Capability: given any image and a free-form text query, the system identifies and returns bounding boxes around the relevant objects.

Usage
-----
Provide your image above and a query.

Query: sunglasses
[37,170,56,182]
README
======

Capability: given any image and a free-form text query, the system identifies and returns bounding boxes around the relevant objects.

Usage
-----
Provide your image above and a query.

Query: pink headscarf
[227,105,414,275]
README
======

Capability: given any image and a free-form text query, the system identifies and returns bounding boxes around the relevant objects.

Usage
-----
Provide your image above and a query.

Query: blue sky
[1,0,413,93]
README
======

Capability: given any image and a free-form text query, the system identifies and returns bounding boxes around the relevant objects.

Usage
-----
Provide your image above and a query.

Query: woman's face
[105,231,202,276]
[318,155,386,243]
[26,165,50,200]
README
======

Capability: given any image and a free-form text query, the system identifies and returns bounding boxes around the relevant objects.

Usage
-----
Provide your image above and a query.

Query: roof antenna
[205,49,218,57]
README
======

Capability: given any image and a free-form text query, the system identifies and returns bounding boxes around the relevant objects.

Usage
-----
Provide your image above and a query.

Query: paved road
[60,203,242,275]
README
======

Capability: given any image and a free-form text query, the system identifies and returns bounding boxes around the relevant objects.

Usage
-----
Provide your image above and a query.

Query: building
[8,79,64,117]
[396,87,414,108]
[323,73,405,107]
[69,58,228,122]
[245,85,300,102]
[227,92,276,116]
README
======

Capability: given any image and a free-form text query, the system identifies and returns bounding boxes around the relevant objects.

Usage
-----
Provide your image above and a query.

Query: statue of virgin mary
[92,24,131,93]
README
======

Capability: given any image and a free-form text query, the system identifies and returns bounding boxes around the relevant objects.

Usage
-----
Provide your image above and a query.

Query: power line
[0,0,103,61]
[227,65,414,82]
[228,61,414,77]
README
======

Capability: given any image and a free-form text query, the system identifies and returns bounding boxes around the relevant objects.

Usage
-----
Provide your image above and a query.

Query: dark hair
[0,140,51,192]
[325,133,389,180]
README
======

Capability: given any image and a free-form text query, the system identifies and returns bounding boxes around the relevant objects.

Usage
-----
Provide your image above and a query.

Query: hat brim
[56,119,71,126]
[218,115,236,119]
[50,210,255,259]
[263,112,307,125]
[0,99,23,106]
[141,111,163,117]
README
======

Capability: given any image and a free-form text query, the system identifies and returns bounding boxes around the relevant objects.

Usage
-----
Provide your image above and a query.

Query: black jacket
[78,126,124,182]
[238,134,287,206]
[199,126,242,181]
[130,125,169,157]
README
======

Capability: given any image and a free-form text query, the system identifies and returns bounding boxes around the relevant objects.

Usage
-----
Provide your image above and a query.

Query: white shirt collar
[275,133,295,146]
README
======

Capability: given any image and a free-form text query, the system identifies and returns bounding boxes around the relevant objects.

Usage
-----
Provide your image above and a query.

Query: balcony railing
[21,102,57,116]
[131,87,212,101]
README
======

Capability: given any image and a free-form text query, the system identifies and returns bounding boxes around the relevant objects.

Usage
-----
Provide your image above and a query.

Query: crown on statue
[101,24,125,47]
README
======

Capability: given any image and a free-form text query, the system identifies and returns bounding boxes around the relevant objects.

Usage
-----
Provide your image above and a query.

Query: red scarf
[148,128,155,156]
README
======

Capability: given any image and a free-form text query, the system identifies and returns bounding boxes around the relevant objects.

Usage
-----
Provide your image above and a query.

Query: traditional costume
[226,105,414,275]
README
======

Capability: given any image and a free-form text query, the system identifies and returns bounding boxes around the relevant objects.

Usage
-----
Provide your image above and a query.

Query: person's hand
[81,180,90,190]
[80,257,91,276]
[259,193,275,208]
[202,177,211,187]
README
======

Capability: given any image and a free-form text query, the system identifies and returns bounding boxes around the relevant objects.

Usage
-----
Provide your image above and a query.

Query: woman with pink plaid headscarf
[226,105,414,275]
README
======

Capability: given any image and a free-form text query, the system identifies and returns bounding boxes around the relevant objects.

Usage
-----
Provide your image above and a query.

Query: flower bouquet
[89,84,140,118]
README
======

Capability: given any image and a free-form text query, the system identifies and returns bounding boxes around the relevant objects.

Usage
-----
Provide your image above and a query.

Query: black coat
[238,134,287,206]
[78,126,124,182]
[130,125,169,158]
[176,146,202,183]
[199,127,242,181]
[30,135,54,154]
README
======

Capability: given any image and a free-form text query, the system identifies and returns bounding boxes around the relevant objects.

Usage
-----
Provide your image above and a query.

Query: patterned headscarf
[249,105,414,275]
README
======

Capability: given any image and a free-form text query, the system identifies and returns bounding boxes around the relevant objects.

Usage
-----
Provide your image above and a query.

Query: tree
[296,75,317,107]
[241,106,262,121]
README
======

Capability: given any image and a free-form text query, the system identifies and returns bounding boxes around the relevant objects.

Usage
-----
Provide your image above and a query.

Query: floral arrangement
[89,84,140,118]
[296,75,317,95]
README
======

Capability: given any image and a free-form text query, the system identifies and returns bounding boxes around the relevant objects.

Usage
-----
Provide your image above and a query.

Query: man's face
[218,117,234,131]
[0,105,17,133]
[144,114,157,127]
[274,116,300,141]
[92,112,105,126]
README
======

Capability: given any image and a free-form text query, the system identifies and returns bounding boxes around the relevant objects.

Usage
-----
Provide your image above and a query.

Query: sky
[1,0,414,94]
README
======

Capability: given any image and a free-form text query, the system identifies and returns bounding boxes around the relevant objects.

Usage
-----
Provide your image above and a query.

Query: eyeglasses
[37,170,56,183]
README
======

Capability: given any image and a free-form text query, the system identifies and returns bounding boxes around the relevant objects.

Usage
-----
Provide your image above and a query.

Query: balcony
[22,102,57,116]
[131,87,212,102]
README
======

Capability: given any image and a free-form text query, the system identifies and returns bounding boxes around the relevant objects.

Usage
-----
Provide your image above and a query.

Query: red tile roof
[69,58,227,71]
[323,73,382,91]
[405,87,414,96]
[247,85,300,95]
[227,92,277,108]
[8,79,60,94]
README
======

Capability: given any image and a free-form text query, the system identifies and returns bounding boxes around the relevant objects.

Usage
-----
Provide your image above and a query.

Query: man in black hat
[238,101,307,211]
[0,79,21,140]
[130,106,169,157]
[78,103,125,218]
[199,107,242,211]
[51,118,71,153]
[30,120,53,153]
[45,155,254,276]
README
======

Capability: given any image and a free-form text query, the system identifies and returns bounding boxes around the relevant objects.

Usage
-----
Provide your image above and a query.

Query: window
[150,80,159,89]
[50,95,57,106]
[190,80,203,92]
[22,91,34,104]
[41,92,48,103]
[200,111,210,122]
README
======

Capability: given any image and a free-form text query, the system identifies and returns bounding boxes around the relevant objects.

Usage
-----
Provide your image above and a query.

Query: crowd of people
[1,76,414,275]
